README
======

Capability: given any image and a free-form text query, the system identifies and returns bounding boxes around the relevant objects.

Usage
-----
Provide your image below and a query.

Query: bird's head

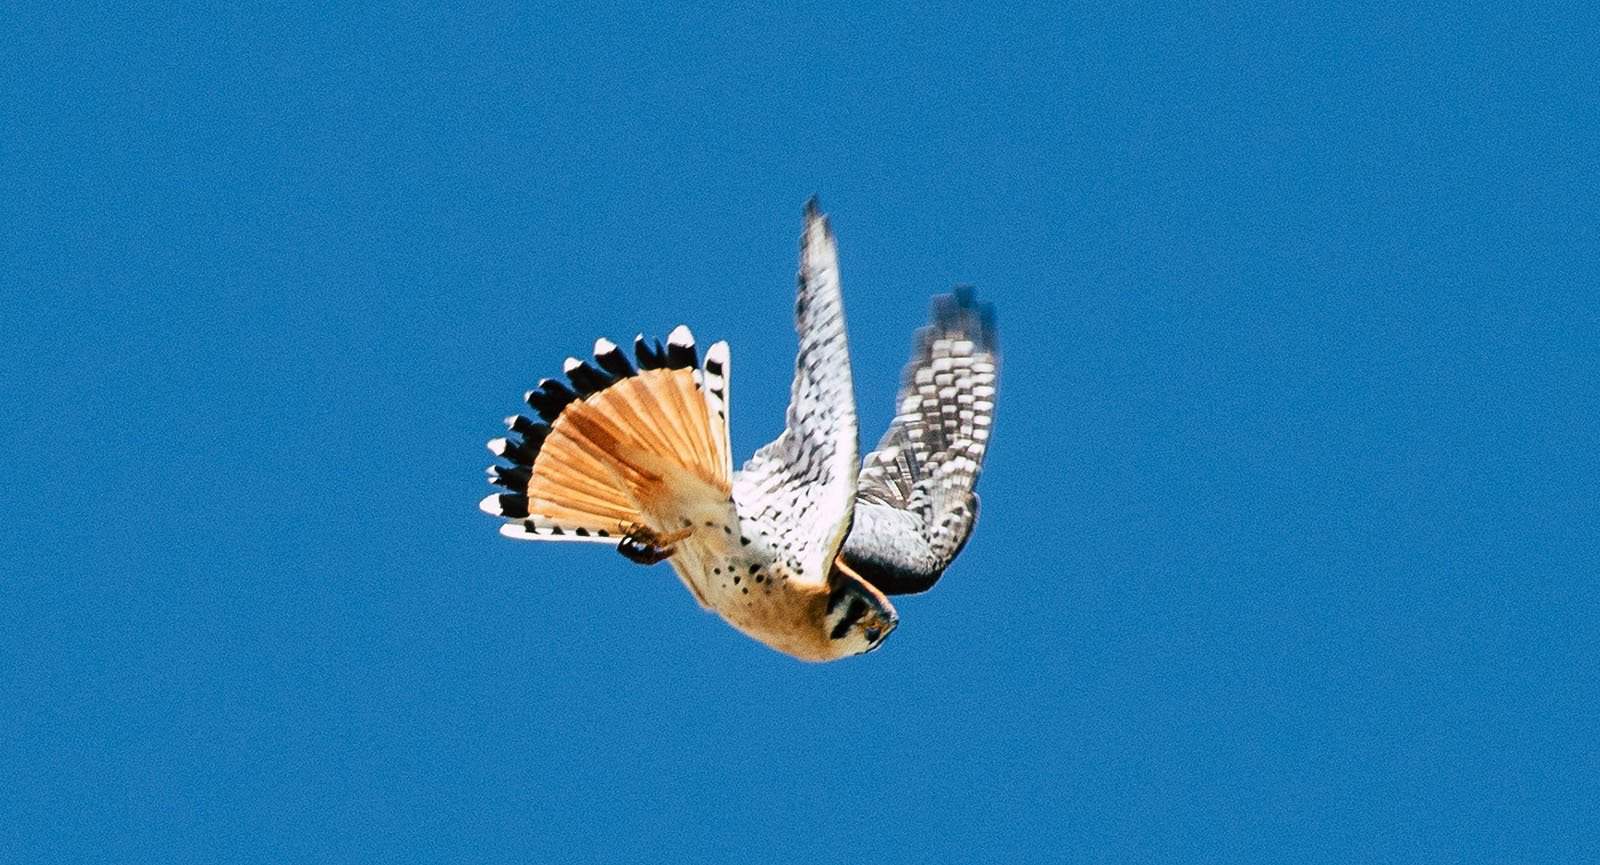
[821,559,899,658]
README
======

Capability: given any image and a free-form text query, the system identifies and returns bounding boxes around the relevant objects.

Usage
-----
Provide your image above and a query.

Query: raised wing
[841,287,997,595]
[733,199,859,587]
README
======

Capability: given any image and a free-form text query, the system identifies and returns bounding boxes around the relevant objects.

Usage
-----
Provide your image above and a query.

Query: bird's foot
[615,525,693,565]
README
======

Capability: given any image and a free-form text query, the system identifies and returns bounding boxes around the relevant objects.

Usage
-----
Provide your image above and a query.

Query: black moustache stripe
[830,597,868,640]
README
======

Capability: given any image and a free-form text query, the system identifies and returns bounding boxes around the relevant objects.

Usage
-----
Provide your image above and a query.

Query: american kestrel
[480,199,997,661]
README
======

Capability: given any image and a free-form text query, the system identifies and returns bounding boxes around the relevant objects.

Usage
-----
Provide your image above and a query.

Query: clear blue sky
[5,3,1596,862]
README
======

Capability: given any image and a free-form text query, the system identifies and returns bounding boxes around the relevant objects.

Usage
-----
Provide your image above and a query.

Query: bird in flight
[480,199,997,661]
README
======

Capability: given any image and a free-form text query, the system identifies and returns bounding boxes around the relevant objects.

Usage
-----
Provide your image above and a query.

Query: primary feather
[732,198,860,590]
[842,287,998,594]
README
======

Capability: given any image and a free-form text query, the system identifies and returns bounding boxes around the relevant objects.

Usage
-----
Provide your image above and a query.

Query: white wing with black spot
[733,199,859,588]
[841,288,997,594]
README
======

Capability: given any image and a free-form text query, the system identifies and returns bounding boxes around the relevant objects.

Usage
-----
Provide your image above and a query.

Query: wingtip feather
[801,195,834,241]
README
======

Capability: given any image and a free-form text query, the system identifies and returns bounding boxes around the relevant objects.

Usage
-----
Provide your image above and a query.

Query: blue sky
[5,3,1596,862]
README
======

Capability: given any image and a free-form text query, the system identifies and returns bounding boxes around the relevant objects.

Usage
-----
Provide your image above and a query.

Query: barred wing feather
[733,199,859,588]
[842,287,997,595]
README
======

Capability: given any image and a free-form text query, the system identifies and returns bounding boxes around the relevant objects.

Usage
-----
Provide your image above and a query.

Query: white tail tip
[499,522,533,539]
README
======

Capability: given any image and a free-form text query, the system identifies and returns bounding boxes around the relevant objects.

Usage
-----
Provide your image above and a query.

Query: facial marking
[830,596,868,640]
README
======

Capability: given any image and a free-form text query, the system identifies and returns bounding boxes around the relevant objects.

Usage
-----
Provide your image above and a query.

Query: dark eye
[865,626,881,642]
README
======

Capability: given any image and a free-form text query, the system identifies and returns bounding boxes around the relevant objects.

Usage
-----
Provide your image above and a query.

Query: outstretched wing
[733,199,859,588]
[841,287,997,595]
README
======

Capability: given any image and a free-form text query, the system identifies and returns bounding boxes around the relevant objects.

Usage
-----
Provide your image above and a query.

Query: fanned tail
[481,326,734,544]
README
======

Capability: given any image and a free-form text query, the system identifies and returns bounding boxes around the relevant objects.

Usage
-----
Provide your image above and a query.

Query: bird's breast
[669,529,832,660]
